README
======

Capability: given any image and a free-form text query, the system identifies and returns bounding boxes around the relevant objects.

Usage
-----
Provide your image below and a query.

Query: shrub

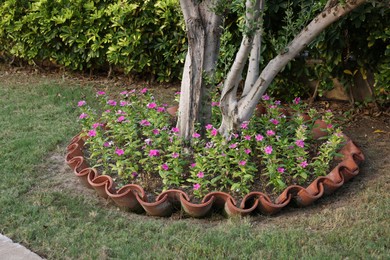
[0,0,186,81]
[78,89,345,199]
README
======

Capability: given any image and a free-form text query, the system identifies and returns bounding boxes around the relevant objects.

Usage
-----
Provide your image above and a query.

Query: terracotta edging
[65,130,364,218]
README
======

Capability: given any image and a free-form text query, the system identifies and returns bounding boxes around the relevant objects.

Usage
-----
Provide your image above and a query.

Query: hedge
[0,0,186,82]
[0,0,388,104]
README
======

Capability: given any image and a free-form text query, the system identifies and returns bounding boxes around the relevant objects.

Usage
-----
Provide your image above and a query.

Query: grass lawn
[0,69,389,259]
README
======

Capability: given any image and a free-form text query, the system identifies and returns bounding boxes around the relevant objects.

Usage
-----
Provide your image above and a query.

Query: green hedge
[0,0,186,82]
[0,0,388,103]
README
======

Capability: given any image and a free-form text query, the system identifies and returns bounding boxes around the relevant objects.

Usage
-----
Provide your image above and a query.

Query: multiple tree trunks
[177,0,368,139]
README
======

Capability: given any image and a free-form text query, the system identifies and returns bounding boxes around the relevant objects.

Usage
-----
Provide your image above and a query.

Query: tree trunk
[177,0,223,140]
[219,0,264,137]
[243,0,264,96]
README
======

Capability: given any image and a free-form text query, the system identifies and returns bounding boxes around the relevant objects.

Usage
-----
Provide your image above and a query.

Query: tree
[177,0,368,140]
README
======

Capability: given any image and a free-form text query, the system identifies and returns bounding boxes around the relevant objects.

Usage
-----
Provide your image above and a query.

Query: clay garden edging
[65,125,365,218]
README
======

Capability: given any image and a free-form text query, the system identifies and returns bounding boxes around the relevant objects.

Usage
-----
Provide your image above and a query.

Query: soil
[2,64,390,221]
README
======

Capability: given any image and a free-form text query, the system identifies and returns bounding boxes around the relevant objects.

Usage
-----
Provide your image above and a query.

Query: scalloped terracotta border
[65,130,364,218]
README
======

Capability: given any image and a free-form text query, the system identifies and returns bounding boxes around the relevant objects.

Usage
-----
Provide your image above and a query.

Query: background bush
[0,0,186,82]
[0,0,388,104]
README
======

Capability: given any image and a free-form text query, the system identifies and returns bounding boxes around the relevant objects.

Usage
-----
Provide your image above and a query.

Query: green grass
[0,72,389,259]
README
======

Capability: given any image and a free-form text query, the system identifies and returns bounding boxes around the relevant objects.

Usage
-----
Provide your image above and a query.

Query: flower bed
[66,89,364,217]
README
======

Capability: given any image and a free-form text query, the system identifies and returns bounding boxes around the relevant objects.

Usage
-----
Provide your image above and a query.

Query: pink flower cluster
[78,100,86,107]
[79,113,88,119]
[149,149,160,157]
[140,120,151,126]
[107,100,117,106]
[295,139,305,148]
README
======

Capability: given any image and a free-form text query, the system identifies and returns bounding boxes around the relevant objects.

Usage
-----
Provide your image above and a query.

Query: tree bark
[218,0,367,136]
[219,0,263,136]
[177,0,222,140]
[178,0,368,138]
[243,0,264,96]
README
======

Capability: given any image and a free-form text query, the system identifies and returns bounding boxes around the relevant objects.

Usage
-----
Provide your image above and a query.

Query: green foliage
[0,72,388,259]
[216,1,389,102]
[303,3,390,104]
[0,0,388,96]
[79,89,344,198]
[0,0,186,81]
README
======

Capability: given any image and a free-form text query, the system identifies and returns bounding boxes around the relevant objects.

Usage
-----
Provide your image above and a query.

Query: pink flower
[239,160,247,166]
[132,172,138,178]
[270,119,279,125]
[107,100,117,106]
[120,101,128,106]
[255,134,264,141]
[140,88,148,94]
[78,100,86,107]
[120,91,128,95]
[79,113,88,119]
[295,140,305,148]
[197,171,204,178]
[229,143,237,149]
[104,110,111,113]
[171,127,180,133]
[277,167,285,173]
[175,91,181,95]
[115,148,124,156]
[172,152,179,158]
[161,163,169,171]
[264,146,273,155]
[193,183,201,190]
[211,102,220,107]
[103,142,111,147]
[241,122,249,129]
[275,100,281,105]
[92,123,102,129]
[145,139,152,145]
[293,97,301,104]
[244,149,251,154]
[190,163,196,168]
[300,161,308,168]
[149,149,160,157]
[192,132,201,138]
[205,142,213,149]
[152,129,160,135]
[147,102,157,109]
[262,94,270,101]
[88,130,96,137]
[97,91,106,96]
[157,107,165,112]
[327,124,333,129]
[205,124,213,130]
[244,135,251,140]
[266,130,275,136]
[140,120,151,126]
[117,116,126,122]
[211,128,218,136]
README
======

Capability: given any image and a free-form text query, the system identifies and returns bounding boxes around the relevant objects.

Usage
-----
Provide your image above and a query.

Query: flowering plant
[77,89,345,199]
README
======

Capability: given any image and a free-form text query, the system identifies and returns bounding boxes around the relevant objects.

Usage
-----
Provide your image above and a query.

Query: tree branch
[243,0,264,96]
[238,0,367,122]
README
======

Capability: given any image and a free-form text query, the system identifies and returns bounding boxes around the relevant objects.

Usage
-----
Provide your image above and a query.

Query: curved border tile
[65,130,364,218]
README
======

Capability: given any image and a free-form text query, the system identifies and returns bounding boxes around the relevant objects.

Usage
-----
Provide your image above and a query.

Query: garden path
[0,234,43,260]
